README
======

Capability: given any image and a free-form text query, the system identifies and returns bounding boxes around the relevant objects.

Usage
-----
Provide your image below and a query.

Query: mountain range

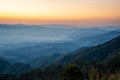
[0,25,120,79]
[0,25,120,64]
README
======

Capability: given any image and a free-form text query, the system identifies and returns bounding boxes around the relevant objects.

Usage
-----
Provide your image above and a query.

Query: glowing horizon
[0,0,120,26]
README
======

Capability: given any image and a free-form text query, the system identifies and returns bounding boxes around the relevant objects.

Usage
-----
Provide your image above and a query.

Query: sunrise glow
[0,0,120,26]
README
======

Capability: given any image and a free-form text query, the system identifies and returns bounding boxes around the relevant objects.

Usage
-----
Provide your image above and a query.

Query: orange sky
[0,0,120,26]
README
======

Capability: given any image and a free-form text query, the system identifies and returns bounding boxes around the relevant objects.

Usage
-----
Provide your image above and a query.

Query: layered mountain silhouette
[0,34,120,80]
[0,25,120,80]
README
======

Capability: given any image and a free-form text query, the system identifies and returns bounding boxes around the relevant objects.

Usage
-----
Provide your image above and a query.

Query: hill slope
[54,36,120,66]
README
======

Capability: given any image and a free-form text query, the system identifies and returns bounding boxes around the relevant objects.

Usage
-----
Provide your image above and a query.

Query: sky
[0,0,120,26]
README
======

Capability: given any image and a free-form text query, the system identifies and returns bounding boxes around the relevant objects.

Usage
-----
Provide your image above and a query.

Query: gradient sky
[0,0,120,26]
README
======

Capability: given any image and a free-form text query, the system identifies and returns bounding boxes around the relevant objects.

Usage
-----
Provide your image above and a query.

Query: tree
[89,66,100,80]
[61,63,83,80]
[108,72,120,80]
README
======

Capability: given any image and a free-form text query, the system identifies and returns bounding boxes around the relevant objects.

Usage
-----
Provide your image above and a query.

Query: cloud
[27,36,72,42]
